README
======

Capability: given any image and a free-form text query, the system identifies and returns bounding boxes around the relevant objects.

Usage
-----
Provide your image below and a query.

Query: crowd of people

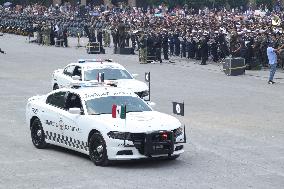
[1,2,284,70]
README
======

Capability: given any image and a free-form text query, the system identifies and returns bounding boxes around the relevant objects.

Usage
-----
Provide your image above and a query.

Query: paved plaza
[0,34,284,189]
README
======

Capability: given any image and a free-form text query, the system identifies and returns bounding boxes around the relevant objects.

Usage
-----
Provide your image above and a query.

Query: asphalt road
[0,35,284,189]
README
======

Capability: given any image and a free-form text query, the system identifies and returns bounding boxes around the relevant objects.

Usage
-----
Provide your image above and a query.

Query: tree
[146,0,185,7]
[186,0,210,8]
[0,0,52,6]
[227,0,248,8]
[255,0,273,10]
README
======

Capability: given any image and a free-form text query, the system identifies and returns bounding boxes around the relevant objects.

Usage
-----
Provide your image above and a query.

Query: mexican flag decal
[112,104,126,119]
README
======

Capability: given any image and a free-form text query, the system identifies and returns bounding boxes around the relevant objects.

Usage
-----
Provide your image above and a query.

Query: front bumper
[106,132,185,160]
[108,146,184,160]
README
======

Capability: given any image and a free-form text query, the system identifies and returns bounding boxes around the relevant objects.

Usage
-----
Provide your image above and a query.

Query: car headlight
[142,90,149,97]
[107,131,132,140]
[174,126,183,137]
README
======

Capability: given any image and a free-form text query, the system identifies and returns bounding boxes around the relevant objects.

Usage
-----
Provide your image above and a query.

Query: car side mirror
[72,75,81,81]
[132,73,139,78]
[69,108,81,115]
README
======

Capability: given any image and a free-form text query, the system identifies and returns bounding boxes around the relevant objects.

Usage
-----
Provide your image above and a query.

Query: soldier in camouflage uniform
[103,28,110,47]
[139,33,147,63]
[42,23,50,46]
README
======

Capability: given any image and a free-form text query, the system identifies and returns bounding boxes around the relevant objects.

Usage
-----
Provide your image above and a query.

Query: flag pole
[149,74,151,101]
[124,118,126,146]
[124,104,126,146]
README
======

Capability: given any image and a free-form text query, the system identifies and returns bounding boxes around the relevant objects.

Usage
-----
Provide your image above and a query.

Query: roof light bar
[78,59,113,63]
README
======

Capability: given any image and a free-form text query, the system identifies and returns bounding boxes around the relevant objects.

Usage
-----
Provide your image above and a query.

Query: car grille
[131,133,146,155]
[130,131,174,156]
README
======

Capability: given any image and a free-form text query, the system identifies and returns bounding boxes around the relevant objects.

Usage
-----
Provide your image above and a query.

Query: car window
[85,96,151,115]
[46,92,66,109]
[84,68,133,81]
[73,66,82,77]
[63,65,75,77]
[65,93,83,111]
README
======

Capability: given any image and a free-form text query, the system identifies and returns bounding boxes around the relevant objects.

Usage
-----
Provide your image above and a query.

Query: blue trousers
[269,63,277,81]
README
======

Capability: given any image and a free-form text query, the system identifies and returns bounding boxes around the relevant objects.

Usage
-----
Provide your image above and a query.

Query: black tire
[31,118,47,149]
[53,84,59,90]
[167,155,180,160]
[89,133,108,166]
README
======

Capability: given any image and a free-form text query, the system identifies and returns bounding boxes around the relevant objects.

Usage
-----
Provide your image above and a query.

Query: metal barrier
[139,48,156,64]
[86,42,101,54]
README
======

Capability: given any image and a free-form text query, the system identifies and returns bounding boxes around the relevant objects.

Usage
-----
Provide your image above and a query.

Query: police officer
[154,33,162,63]
[169,32,175,56]
[253,32,262,67]
[260,32,269,67]
[111,28,119,50]
[195,36,201,60]
[245,31,255,69]
[174,31,180,56]
[181,34,187,58]
[200,34,209,65]
[130,32,137,50]
[62,25,68,47]
[210,32,219,62]
[187,34,196,59]
[50,23,55,46]
[97,29,105,53]
[162,31,169,60]
[147,32,155,62]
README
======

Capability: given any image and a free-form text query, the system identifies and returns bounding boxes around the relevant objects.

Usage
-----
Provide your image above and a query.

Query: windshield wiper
[90,113,110,115]
[126,111,143,113]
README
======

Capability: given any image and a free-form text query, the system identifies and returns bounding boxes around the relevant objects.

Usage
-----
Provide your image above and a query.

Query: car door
[43,91,67,143]
[58,92,87,152]
[57,65,76,88]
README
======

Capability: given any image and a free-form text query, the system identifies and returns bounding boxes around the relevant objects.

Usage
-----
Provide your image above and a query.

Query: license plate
[153,145,163,150]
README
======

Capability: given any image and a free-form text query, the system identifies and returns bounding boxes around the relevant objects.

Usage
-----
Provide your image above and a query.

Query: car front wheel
[31,118,47,149]
[89,133,109,166]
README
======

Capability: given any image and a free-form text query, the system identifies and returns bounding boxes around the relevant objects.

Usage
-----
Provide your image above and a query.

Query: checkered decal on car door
[45,131,89,151]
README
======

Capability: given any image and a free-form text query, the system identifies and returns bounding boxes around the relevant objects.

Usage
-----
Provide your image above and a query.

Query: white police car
[26,84,185,166]
[52,59,149,98]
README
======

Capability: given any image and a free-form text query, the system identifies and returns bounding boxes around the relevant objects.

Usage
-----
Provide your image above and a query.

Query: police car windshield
[84,69,132,81]
[86,96,152,115]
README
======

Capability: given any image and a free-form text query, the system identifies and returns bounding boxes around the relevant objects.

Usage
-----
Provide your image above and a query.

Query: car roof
[67,62,126,70]
[54,86,137,101]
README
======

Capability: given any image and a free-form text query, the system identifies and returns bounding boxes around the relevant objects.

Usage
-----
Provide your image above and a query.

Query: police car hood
[94,111,181,133]
[108,79,148,93]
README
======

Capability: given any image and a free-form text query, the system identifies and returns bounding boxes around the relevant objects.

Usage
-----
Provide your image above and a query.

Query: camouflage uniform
[42,24,50,46]
[103,28,110,47]
[139,34,147,63]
